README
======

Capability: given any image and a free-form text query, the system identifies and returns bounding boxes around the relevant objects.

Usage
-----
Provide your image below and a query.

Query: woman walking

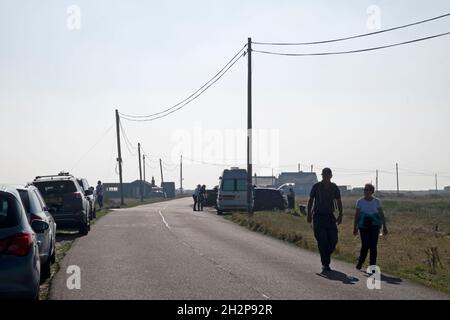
[353,183,388,270]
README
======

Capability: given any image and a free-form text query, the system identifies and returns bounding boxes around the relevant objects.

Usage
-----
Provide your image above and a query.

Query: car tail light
[68,192,82,199]
[30,213,43,221]
[0,232,33,257]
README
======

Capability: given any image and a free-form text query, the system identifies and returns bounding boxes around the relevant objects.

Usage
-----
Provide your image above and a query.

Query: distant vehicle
[217,168,253,215]
[33,172,90,235]
[77,178,96,220]
[17,185,56,280]
[277,183,295,194]
[204,186,218,207]
[0,185,42,300]
[253,188,288,211]
[149,190,166,198]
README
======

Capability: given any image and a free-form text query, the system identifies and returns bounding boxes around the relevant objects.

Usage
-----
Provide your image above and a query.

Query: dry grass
[226,195,450,294]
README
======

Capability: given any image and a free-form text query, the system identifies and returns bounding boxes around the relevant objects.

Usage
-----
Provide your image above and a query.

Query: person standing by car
[198,185,207,211]
[96,181,104,210]
[193,184,200,211]
[353,183,388,270]
[288,188,295,209]
[307,168,343,273]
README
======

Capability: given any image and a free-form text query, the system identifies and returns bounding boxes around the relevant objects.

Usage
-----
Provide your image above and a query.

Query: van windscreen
[221,179,247,191]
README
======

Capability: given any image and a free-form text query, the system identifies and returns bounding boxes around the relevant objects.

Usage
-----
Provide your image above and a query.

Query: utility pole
[143,154,146,199]
[376,169,379,193]
[138,143,143,202]
[247,37,253,214]
[159,158,164,186]
[311,165,313,173]
[435,173,438,193]
[115,109,124,205]
[396,163,399,195]
[180,155,183,194]
[298,163,301,172]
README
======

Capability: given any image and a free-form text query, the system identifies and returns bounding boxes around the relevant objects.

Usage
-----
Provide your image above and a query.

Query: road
[49,197,449,300]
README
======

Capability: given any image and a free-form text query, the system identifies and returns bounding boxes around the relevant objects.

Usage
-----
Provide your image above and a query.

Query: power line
[253,32,450,57]
[253,13,450,46]
[70,123,114,170]
[119,44,247,121]
[119,120,138,156]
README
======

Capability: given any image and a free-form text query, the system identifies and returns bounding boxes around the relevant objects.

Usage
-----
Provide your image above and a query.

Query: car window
[18,190,31,214]
[34,190,47,210]
[34,181,77,196]
[0,193,21,229]
[19,190,44,214]
[236,179,247,191]
[30,190,45,212]
[221,180,235,191]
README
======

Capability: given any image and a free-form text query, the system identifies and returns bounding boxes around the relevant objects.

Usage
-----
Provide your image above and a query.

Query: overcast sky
[1,0,450,191]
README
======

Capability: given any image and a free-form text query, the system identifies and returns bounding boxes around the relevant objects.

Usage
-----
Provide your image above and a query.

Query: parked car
[217,168,253,215]
[149,190,166,198]
[253,188,288,211]
[0,185,43,300]
[204,186,218,207]
[17,185,56,280]
[77,178,96,220]
[32,172,90,235]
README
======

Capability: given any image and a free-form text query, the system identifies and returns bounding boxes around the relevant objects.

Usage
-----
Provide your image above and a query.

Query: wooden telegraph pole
[115,109,124,205]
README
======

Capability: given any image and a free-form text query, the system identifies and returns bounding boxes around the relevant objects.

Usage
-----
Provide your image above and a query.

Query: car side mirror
[85,189,93,196]
[31,220,49,233]
[45,207,56,214]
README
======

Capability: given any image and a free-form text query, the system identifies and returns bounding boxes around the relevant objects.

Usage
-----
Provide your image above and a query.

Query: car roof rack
[34,172,74,181]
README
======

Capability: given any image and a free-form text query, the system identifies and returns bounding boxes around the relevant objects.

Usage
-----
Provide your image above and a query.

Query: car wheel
[79,217,89,235]
[217,210,223,215]
[41,255,51,281]
[51,247,56,264]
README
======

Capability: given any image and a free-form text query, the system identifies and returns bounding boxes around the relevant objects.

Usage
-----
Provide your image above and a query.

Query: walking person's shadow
[316,270,360,285]
[361,272,403,285]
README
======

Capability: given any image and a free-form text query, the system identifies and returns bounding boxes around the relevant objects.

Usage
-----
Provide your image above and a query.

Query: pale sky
[1,0,450,191]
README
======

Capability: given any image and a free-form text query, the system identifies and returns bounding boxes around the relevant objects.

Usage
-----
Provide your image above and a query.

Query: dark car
[253,188,287,211]
[0,185,42,300]
[204,186,218,207]
[32,173,90,235]
[77,178,95,220]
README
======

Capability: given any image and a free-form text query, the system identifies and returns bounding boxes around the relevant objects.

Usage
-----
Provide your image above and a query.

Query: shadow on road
[361,272,403,285]
[316,270,360,285]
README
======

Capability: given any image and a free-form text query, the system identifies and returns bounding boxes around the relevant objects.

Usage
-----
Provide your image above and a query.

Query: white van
[216,168,253,215]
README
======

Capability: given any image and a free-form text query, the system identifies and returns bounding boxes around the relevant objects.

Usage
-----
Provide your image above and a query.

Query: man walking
[307,168,343,273]
[96,180,104,210]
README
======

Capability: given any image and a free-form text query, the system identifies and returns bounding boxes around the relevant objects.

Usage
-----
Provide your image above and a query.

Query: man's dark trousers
[313,214,338,267]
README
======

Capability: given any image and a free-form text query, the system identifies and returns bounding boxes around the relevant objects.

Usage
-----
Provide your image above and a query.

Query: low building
[444,186,450,193]
[161,182,176,198]
[104,179,165,199]
[252,174,276,188]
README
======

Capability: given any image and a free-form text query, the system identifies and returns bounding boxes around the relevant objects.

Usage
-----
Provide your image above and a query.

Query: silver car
[18,185,56,280]
[0,185,43,300]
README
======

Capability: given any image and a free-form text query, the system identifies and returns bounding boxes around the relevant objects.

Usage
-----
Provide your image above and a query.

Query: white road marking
[159,210,171,230]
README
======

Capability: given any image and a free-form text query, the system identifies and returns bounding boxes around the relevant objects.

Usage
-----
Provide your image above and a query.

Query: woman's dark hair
[364,183,375,193]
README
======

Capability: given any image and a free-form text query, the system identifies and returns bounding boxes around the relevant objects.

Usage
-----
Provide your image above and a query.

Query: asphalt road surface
[49,198,449,300]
